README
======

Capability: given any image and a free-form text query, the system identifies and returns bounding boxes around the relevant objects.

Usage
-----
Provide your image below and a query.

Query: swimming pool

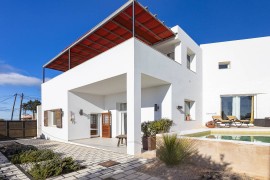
[184,130,270,143]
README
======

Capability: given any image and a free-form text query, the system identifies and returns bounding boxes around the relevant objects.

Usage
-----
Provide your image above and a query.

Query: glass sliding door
[221,97,233,119]
[221,96,253,120]
[240,96,252,120]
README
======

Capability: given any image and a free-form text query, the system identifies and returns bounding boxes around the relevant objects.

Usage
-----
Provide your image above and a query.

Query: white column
[36,105,42,137]
[161,85,172,119]
[127,72,141,155]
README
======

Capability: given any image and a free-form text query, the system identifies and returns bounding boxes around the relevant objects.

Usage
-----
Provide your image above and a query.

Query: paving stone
[87,173,101,178]
[100,169,113,175]
[112,173,127,179]
[125,174,139,179]
[100,172,114,179]
[63,177,77,180]
[63,171,79,177]
[91,177,102,180]
[78,177,90,180]
[112,169,124,174]
[119,178,128,180]
[122,166,134,171]
[124,169,136,175]
[75,172,90,178]
[137,174,151,180]
[148,177,161,180]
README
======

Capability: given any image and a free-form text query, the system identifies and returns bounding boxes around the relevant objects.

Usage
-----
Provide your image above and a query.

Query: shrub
[28,157,81,180]
[0,143,37,159]
[141,121,151,137]
[150,118,173,135]
[11,149,57,164]
[157,134,197,166]
[141,118,173,137]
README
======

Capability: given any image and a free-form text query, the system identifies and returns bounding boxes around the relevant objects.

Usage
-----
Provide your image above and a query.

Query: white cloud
[0,73,42,86]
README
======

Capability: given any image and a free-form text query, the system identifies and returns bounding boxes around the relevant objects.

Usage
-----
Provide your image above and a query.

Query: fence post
[7,121,9,137]
[23,121,25,138]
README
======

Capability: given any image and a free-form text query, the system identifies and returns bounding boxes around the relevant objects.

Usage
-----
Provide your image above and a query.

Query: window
[47,110,57,126]
[187,54,191,69]
[184,100,195,120]
[44,109,62,128]
[119,103,127,111]
[52,111,57,126]
[186,48,196,72]
[219,61,230,69]
[167,52,175,60]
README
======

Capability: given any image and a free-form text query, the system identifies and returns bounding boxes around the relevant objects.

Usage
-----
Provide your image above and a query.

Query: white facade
[41,25,203,155]
[40,2,270,155]
[202,36,270,122]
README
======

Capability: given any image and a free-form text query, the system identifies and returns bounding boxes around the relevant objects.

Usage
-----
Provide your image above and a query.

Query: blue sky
[0,0,270,120]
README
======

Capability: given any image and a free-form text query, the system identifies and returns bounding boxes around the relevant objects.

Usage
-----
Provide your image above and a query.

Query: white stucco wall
[134,30,203,132]
[41,39,134,141]
[201,36,270,122]
[68,92,104,140]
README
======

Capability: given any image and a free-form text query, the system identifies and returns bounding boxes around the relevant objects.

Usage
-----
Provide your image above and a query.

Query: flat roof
[44,1,175,72]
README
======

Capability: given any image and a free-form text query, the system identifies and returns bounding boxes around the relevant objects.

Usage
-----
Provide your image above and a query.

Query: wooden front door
[102,113,111,138]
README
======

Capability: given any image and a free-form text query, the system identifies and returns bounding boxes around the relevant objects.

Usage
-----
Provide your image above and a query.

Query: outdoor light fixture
[177,106,183,110]
[154,104,159,111]
[79,109,83,116]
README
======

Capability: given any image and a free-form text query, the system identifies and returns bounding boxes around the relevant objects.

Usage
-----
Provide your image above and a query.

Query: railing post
[69,48,71,70]
[43,67,45,83]
[132,0,135,37]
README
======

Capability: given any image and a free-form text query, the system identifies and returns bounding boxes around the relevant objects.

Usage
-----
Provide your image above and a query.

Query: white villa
[40,1,270,155]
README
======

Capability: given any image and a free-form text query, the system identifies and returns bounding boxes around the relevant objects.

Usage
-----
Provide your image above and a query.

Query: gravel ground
[137,159,257,180]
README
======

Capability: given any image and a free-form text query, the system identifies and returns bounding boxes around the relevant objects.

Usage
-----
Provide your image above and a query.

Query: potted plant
[186,114,191,121]
[141,122,155,150]
[141,118,173,151]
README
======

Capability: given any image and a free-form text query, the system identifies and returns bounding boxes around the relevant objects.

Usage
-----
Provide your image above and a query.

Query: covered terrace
[42,0,175,81]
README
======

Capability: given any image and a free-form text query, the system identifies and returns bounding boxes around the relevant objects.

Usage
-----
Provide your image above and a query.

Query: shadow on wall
[141,84,171,121]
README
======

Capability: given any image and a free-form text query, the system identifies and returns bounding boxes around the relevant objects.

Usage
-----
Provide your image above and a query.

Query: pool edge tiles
[180,128,270,146]
[210,128,270,135]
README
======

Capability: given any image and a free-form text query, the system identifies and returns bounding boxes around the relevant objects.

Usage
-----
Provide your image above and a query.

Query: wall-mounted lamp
[79,109,83,116]
[177,106,183,110]
[154,104,159,111]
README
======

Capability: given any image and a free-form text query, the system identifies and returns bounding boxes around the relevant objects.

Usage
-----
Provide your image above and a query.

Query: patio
[0,139,158,180]
[70,137,130,154]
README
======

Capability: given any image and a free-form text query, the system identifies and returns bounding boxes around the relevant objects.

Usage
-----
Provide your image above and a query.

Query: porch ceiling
[71,74,169,95]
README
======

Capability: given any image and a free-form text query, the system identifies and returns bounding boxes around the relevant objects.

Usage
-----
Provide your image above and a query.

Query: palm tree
[22,103,29,115]
[24,100,41,120]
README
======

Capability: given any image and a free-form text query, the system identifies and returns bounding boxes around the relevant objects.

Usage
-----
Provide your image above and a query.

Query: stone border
[0,152,29,180]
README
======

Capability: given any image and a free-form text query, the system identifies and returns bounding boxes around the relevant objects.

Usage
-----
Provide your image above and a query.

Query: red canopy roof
[44,1,175,72]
